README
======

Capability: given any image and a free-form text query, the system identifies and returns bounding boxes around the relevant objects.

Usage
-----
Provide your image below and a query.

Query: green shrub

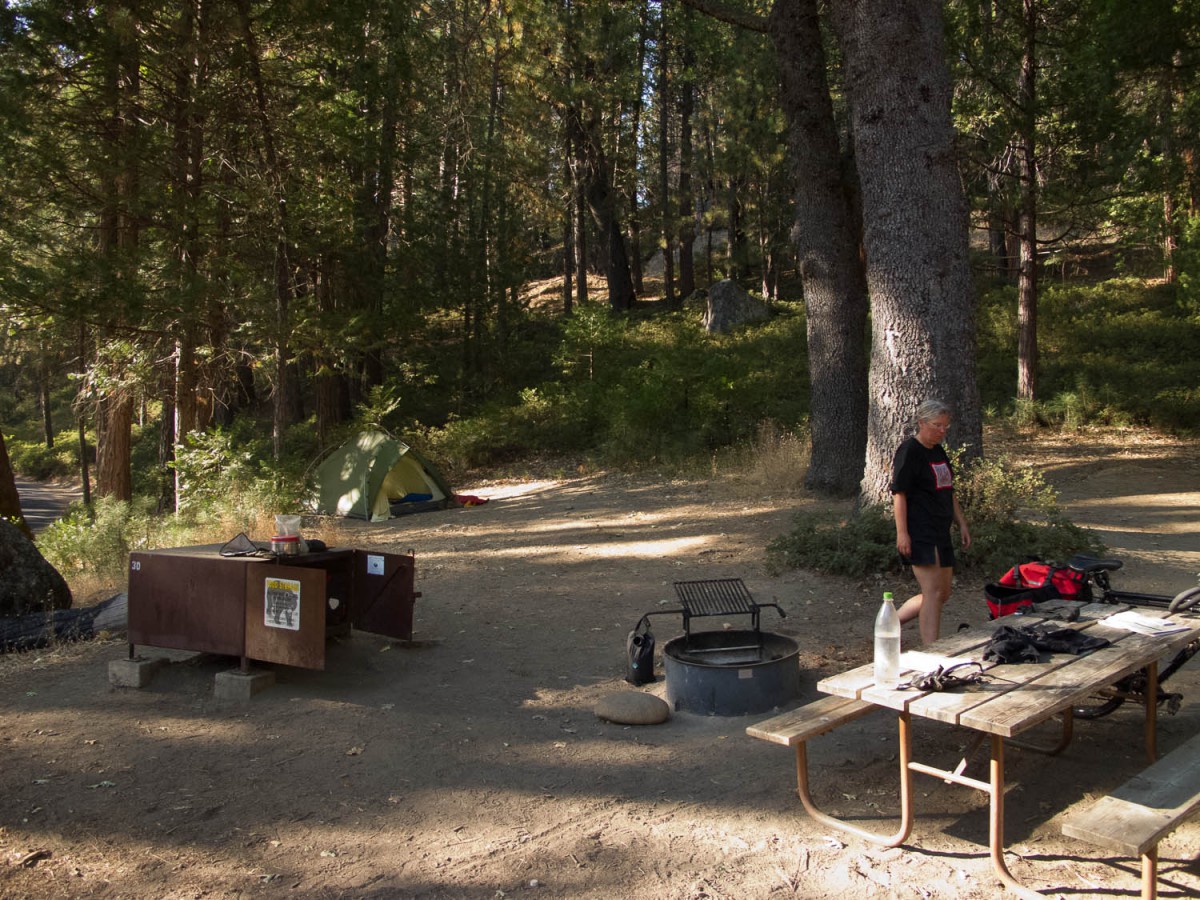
[768,450,1105,580]
[767,506,899,578]
[8,430,86,481]
[39,497,157,583]
[420,302,811,472]
[952,449,1106,575]
[977,277,1200,433]
[173,427,263,513]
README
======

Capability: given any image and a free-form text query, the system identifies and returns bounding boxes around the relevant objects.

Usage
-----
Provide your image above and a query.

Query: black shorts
[901,539,954,569]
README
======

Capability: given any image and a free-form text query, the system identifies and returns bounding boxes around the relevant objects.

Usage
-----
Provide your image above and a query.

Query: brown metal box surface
[127,545,420,671]
[128,547,248,657]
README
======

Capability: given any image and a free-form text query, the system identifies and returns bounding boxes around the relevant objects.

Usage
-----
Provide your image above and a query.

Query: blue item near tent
[398,493,433,503]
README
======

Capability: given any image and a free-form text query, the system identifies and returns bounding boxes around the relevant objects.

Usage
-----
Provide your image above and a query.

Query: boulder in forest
[0,520,72,617]
[701,279,769,334]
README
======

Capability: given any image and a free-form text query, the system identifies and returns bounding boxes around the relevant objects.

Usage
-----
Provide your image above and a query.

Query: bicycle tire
[1073,694,1124,720]
[1168,586,1200,613]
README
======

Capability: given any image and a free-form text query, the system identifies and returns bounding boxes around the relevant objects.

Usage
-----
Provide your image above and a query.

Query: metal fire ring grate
[634,577,786,656]
[673,578,758,618]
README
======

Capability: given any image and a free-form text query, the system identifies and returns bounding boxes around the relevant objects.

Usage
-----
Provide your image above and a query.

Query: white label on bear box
[264,577,301,631]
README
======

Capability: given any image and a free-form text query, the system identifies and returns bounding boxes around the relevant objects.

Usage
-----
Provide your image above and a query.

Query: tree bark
[1015,0,1038,402]
[658,3,675,307]
[93,1,140,503]
[0,431,32,540]
[831,0,983,506]
[677,22,697,300]
[96,393,133,502]
[39,349,54,448]
[236,0,296,460]
[566,104,636,312]
[769,0,869,495]
[628,0,650,296]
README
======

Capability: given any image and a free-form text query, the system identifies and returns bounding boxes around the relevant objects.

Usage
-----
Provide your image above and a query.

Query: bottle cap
[883,592,893,600]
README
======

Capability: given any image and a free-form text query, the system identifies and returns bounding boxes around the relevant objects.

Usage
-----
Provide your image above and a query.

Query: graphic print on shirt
[930,461,953,490]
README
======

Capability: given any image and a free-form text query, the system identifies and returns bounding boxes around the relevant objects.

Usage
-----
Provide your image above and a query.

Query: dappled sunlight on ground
[5,432,1200,898]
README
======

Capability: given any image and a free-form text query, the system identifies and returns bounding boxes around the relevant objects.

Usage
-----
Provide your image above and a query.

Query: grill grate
[673,578,757,617]
[634,577,784,656]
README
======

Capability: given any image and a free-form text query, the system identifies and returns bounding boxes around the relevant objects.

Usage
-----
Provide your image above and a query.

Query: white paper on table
[1100,610,1189,636]
[898,651,976,674]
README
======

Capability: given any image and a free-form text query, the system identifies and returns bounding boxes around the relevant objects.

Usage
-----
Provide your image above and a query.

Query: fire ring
[663,630,800,716]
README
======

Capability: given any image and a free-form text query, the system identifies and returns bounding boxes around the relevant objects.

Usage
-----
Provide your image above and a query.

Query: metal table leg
[1144,661,1158,762]
[989,735,1048,899]
[794,711,914,847]
[1008,711,1074,756]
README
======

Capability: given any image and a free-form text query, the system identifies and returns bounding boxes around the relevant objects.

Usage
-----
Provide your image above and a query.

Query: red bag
[985,559,1092,619]
[997,560,1091,600]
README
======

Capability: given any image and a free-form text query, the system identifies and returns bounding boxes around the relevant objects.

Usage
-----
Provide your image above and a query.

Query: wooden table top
[817,605,1200,738]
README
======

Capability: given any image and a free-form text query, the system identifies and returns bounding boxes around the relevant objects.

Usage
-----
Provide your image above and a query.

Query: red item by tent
[454,494,489,507]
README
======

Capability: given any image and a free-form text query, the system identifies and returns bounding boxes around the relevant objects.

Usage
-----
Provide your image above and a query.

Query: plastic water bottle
[874,591,901,688]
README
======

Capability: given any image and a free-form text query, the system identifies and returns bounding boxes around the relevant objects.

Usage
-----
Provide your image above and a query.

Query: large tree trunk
[628,0,650,297]
[0,431,32,540]
[566,105,635,312]
[657,4,675,307]
[237,0,296,460]
[677,27,697,301]
[92,2,140,503]
[1015,0,1038,402]
[96,394,134,501]
[832,0,983,506]
[769,0,869,496]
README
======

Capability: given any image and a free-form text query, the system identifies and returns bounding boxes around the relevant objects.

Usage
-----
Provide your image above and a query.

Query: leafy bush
[767,505,898,578]
[976,278,1200,433]
[951,450,1106,576]
[8,430,86,481]
[768,450,1105,580]
[423,301,811,472]
[173,427,264,513]
[39,498,158,584]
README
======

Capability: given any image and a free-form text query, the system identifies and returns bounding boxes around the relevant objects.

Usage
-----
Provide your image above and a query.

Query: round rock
[594,691,670,726]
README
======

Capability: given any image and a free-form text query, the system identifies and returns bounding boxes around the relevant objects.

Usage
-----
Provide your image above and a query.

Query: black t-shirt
[889,437,954,543]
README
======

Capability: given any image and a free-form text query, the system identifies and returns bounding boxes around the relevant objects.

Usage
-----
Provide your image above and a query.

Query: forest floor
[2,429,1199,899]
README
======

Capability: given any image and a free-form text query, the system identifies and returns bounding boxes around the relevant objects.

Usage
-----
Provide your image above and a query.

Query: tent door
[350,550,420,641]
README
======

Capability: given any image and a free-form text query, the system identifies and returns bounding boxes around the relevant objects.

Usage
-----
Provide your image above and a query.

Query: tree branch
[674,0,768,34]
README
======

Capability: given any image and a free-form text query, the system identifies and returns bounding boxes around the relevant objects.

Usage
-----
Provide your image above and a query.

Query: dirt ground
[2,430,1199,899]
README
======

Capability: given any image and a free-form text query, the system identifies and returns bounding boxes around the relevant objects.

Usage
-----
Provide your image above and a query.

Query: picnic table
[771,605,1200,898]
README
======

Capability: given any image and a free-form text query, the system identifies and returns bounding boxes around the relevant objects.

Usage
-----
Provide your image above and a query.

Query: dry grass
[710,420,811,498]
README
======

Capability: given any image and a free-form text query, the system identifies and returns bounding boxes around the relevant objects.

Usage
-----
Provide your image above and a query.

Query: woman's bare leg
[909,564,953,645]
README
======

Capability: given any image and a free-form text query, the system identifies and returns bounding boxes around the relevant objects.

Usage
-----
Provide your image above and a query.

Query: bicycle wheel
[1073,689,1124,720]
[1168,586,1200,613]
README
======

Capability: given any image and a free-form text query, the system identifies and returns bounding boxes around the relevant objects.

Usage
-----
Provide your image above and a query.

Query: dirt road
[1,431,1198,899]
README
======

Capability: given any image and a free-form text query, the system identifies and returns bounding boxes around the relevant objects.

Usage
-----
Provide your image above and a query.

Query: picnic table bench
[1062,730,1200,900]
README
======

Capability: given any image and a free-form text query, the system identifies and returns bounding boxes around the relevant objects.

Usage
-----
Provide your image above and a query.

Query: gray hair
[913,399,952,429]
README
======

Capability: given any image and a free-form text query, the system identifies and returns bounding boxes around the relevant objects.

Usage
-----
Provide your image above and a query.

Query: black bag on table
[625,617,656,685]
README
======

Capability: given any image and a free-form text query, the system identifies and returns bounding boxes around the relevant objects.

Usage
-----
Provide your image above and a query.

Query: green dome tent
[313,431,455,520]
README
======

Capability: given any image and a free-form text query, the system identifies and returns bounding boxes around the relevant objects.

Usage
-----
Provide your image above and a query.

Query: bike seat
[1067,554,1123,574]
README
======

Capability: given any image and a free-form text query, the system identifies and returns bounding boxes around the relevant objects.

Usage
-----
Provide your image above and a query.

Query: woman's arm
[952,494,971,549]
[893,493,911,558]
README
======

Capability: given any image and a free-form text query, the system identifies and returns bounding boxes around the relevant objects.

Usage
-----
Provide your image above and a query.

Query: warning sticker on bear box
[264,577,301,630]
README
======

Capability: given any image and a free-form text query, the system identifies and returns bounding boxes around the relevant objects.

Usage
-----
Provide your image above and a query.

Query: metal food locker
[127,544,420,670]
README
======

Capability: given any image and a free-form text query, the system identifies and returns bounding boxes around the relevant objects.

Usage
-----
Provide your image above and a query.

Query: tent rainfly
[313,431,455,521]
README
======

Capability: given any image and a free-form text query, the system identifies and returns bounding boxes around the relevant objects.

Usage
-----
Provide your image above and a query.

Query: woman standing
[890,399,971,645]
